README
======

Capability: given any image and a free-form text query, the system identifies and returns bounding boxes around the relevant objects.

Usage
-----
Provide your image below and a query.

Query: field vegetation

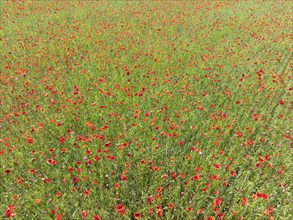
[1,1,292,219]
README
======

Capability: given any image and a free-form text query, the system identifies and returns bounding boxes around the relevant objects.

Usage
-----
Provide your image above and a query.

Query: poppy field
[1,1,292,219]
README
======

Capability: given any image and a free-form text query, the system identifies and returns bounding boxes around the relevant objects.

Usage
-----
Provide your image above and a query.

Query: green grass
[1,1,292,219]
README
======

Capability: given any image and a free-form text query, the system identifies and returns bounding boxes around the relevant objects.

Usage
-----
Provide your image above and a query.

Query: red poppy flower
[230,170,236,177]
[133,212,141,219]
[99,125,108,131]
[5,204,15,218]
[213,164,220,169]
[55,214,63,220]
[215,198,222,206]
[93,215,101,220]
[191,175,200,181]
[26,136,33,144]
[115,204,126,215]
[252,114,259,121]
[106,155,115,161]
[218,213,224,220]
[72,177,79,184]
[5,209,13,218]
[114,183,120,189]
[278,100,284,105]
[82,210,87,219]
[58,136,65,144]
[51,207,57,215]
[83,189,90,196]
[235,132,243,137]
[121,174,127,181]
[94,155,100,161]
[187,206,193,211]
[47,159,56,165]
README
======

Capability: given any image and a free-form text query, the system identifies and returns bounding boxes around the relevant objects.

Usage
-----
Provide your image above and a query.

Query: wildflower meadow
[1,1,292,219]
